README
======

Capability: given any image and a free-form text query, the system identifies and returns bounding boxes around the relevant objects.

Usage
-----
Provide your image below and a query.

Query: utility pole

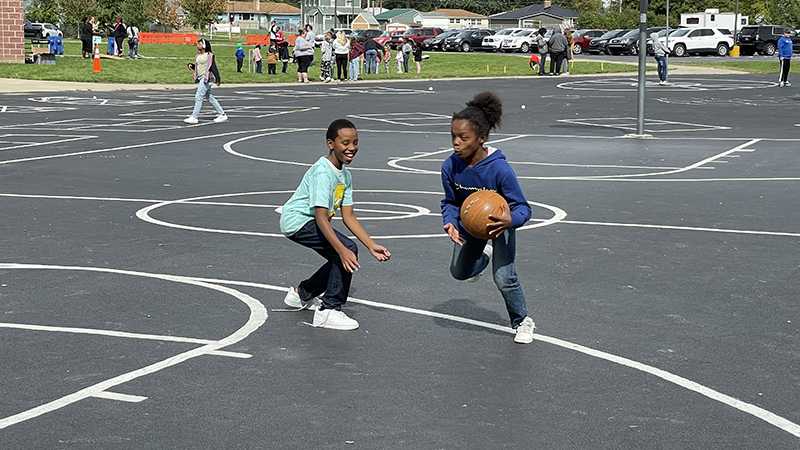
[635,0,648,136]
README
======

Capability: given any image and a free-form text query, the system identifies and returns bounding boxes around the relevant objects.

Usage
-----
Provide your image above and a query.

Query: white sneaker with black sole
[312,308,358,330]
[514,316,536,344]
[283,287,321,311]
[468,244,493,283]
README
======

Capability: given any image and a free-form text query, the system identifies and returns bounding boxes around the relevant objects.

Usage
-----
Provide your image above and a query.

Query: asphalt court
[0,74,798,449]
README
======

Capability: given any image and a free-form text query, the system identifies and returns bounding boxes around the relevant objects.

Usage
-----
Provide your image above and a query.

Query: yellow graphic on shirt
[328,183,345,220]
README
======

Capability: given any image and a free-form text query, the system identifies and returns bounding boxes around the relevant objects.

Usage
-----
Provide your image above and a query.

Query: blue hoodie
[441,146,532,240]
[778,35,793,59]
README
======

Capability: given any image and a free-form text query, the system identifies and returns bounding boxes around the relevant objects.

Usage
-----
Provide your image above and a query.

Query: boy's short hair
[784,28,791,34]
[326,119,357,141]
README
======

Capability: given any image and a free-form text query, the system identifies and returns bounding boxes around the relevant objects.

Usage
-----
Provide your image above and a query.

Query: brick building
[1,0,25,63]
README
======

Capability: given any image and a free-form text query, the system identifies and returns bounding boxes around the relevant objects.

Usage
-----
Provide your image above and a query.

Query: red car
[388,27,444,49]
[571,29,607,55]
[376,30,404,47]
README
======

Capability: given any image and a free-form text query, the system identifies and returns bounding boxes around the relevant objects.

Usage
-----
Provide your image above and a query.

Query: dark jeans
[255,60,262,73]
[287,220,358,310]
[538,52,548,74]
[550,50,565,74]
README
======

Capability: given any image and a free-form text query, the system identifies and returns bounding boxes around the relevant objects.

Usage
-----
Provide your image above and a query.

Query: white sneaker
[183,116,198,124]
[468,244,493,283]
[312,308,359,330]
[213,114,228,123]
[514,316,536,344]
[659,80,667,85]
[283,287,321,311]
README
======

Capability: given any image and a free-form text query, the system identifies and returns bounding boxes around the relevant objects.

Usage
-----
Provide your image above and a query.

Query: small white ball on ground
[428,86,433,91]
[92,96,97,99]
[521,104,526,109]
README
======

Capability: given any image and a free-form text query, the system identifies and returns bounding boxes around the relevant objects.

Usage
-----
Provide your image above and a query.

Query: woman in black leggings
[332,31,350,82]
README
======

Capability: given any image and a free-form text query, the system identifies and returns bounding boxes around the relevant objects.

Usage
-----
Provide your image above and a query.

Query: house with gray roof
[489,1,577,30]
[301,0,366,33]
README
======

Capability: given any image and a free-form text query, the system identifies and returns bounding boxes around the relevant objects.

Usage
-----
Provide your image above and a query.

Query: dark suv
[607,27,665,55]
[587,29,628,54]
[24,19,43,38]
[354,29,383,44]
[444,29,495,52]
[737,25,800,56]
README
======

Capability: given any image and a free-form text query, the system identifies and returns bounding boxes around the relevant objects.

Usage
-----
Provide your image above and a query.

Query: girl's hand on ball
[444,223,463,245]
[487,204,511,237]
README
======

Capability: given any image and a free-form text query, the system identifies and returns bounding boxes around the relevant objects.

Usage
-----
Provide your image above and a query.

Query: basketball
[459,190,509,240]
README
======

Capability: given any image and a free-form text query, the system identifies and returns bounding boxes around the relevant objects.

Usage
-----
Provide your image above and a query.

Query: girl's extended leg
[191,81,209,118]
[490,229,528,327]
[205,84,224,115]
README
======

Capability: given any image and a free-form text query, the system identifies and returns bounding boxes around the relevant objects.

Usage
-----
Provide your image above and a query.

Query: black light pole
[636,0,648,135]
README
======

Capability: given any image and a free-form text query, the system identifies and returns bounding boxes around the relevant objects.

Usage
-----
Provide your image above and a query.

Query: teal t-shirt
[280,156,353,236]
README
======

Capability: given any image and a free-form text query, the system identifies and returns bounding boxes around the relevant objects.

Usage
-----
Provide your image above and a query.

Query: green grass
[673,60,800,74]
[0,39,638,84]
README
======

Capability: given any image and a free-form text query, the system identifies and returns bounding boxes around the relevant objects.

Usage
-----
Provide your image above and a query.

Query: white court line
[91,391,147,403]
[0,263,267,430]
[0,128,289,166]
[185,275,800,440]
[0,136,96,152]
[544,219,800,238]
[386,135,529,174]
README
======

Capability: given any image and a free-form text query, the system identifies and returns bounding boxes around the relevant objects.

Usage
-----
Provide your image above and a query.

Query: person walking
[535,28,548,75]
[651,32,668,85]
[778,28,793,87]
[184,39,227,125]
[547,29,568,75]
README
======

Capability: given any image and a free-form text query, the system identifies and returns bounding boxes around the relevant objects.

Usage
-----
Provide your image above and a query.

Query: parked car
[422,29,459,50]
[481,28,524,52]
[607,27,665,55]
[501,29,539,53]
[660,27,734,56]
[394,27,444,49]
[645,27,681,54]
[36,22,63,37]
[373,30,396,46]
[353,28,383,44]
[571,29,606,55]
[737,25,800,56]
[24,19,44,38]
[444,28,495,52]
[586,29,628,54]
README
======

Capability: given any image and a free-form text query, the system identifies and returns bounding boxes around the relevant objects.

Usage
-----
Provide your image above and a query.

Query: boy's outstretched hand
[338,248,360,273]
[369,245,391,262]
[444,223,463,245]
[487,204,512,238]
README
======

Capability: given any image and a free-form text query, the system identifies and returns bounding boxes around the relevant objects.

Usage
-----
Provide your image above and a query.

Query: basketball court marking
[0,128,284,166]
[0,263,267,431]
[331,86,434,95]
[556,117,731,133]
[0,105,77,113]
[557,78,777,92]
[4,263,795,438]
[133,190,566,239]
[0,134,95,152]
[120,104,319,119]
[347,112,451,127]
[28,96,171,106]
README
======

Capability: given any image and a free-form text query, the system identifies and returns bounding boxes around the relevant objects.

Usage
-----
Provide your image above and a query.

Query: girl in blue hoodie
[440,92,536,344]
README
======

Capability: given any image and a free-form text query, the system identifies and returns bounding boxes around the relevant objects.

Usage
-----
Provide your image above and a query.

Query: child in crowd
[281,119,391,330]
[440,92,535,344]
[413,41,423,73]
[235,43,245,72]
[348,36,363,81]
[267,44,278,74]
[383,44,392,74]
[395,46,404,73]
[253,44,262,73]
[184,39,227,124]
[320,31,334,82]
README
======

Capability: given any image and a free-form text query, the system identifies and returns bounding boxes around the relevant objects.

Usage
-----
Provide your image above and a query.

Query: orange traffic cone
[93,44,101,72]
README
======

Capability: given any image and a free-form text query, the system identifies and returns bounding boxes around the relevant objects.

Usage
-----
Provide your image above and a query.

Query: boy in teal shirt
[280,119,391,330]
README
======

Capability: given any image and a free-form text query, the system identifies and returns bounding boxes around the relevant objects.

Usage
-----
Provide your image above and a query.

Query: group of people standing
[79,16,139,59]
[536,28,574,76]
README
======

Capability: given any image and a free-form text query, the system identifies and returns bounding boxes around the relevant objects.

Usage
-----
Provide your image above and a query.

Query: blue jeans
[403,53,409,73]
[128,38,138,58]
[450,229,528,328]
[255,60,262,73]
[654,55,667,81]
[349,58,359,80]
[539,52,548,74]
[287,220,358,310]
[364,49,377,74]
[191,79,224,118]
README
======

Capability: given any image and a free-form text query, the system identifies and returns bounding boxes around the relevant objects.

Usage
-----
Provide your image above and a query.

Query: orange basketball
[459,190,509,240]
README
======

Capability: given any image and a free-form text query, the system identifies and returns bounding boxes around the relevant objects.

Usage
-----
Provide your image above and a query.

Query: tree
[120,0,151,26]
[180,0,227,29]
[58,0,102,26]
[26,0,61,24]
[148,0,181,32]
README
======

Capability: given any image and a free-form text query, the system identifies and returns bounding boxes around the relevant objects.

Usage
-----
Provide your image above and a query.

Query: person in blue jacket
[778,28,793,87]
[440,92,536,344]
[235,43,245,72]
